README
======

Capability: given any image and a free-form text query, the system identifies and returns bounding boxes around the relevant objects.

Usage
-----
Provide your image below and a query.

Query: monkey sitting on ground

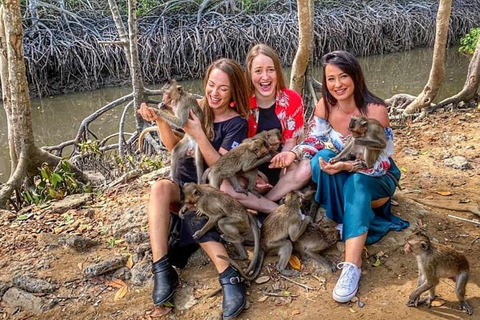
[201,138,272,197]
[218,189,313,279]
[329,115,386,169]
[179,183,261,273]
[404,230,473,315]
[146,80,205,183]
[292,215,340,274]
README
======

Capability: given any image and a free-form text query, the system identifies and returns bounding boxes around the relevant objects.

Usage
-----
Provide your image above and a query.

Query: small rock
[13,275,58,293]
[113,267,132,281]
[402,147,418,156]
[175,286,197,311]
[0,282,11,298]
[124,230,149,244]
[2,287,56,314]
[66,235,99,251]
[444,156,472,170]
[131,254,152,286]
[84,256,128,278]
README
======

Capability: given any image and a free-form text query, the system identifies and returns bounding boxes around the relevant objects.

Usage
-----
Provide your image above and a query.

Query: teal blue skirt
[310,149,409,245]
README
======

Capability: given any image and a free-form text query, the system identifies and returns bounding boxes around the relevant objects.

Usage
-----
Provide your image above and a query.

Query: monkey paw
[406,298,420,307]
[460,301,474,315]
[352,159,367,170]
[192,231,204,240]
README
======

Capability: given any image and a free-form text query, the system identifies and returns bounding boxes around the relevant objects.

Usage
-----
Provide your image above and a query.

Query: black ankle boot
[219,266,246,319]
[151,256,178,306]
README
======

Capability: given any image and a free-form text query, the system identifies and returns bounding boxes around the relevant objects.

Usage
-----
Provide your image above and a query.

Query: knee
[151,180,174,198]
[220,181,244,200]
[296,160,312,183]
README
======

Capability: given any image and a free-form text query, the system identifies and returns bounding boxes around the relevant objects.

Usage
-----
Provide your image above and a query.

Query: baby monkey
[329,115,386,169]
[404,230,473,315]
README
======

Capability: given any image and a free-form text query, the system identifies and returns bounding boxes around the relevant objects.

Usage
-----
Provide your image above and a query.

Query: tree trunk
[435,33,480,109]
[289,0,313,95]
[0,1,87,209]
[404,0,452,114]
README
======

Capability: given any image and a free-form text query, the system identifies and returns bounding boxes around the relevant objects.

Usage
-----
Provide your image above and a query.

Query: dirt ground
[1,109,480,320]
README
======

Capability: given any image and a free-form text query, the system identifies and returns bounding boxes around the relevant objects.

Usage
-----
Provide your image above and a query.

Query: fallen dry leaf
[114,285,128,301]
[257,296,268,302]
[255,276,270,284]
[430,299,446,307]
[107,279,128,289]
[292,309,301,315]
[289,254,301,271]
[436,191,452,196]
[126,255,134,269]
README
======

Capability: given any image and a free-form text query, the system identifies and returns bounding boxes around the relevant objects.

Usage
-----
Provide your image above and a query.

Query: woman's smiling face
[250,54,277,101]
[325,63,355,102]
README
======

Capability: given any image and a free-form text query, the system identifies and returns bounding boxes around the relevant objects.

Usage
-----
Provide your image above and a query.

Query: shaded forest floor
[1,109,480,319]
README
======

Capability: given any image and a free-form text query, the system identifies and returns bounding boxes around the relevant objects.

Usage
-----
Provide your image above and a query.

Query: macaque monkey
[179,183,260,272]
[404,230,473,315]
[219,189,313,280]
[243,128,282,154]
[293,216,340,273]
[329,115,386,169]
[150,80,205,183]
[202,138,272,197]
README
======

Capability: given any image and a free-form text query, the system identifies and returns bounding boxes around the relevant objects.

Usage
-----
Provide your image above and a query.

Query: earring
[229,101,236,108]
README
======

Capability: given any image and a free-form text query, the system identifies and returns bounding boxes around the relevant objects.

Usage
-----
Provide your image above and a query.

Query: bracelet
[288,150,299,160]
[348,162,354,172]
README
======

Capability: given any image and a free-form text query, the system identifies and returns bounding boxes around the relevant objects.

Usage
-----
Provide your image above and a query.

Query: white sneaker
[332,262,361,303]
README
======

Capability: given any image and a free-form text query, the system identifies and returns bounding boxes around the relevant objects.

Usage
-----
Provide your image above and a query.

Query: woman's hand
[269,151,296,169]
[137,102,161,123]
[319,157,350,175]
[255,173,273,194]
[183,110,204,139]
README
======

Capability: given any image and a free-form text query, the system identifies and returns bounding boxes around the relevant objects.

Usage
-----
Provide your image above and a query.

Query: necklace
[337,104,358,117]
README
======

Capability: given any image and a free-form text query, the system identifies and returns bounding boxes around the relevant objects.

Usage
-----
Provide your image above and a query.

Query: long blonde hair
[200,58,250,140]
[245,44,286,95]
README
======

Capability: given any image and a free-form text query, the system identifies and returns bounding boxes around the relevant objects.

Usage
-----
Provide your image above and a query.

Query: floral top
[294,117,394,176]
[247,88,304,144]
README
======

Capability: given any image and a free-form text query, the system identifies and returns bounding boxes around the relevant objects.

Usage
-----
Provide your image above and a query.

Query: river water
[0,47,471,182]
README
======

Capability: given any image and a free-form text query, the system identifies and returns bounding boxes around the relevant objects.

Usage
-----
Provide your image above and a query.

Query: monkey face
[348,115,368,138]
[404,230,431,254]
[250,139,270,157]
[182,183,201,210]
[265,129,282,150]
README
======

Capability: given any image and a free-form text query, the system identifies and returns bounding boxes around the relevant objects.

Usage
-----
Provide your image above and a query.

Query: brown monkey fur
[404,230,473,315]
[219,189,314,280]
[179,183,261,273]
[329,115,386,169]
[243,128,282,154]
[201,138,272,197]
[293,216,340,273]
[150,80,205,183]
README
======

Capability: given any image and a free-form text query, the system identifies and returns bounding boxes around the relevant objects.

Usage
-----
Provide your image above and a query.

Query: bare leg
[200,241,230,273]
[265,159,312,202]
[344,233,368,268]
[148,180,181,262]
[220,180,279,213]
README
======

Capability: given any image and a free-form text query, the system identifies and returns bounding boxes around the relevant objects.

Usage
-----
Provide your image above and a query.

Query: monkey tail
[201,166,211,184]
[217,250,264,282]
[138,126,159,152]
[245,213,261,274]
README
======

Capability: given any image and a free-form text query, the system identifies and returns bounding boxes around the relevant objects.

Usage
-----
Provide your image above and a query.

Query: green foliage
[114,153,164,172]
[22,160,91,205]
[459,27,479,55]
[79,140,102,157]
[137,0,157,16]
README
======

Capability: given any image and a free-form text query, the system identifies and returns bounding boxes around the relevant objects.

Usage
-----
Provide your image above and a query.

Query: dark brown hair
[321,50,384,119]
